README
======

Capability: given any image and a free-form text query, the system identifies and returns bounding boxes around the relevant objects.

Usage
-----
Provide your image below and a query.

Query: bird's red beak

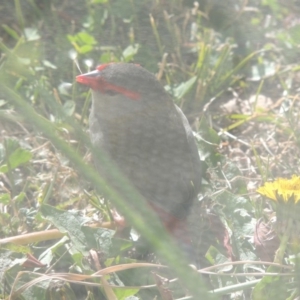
[76,70,101,90]
[76,63,116,87]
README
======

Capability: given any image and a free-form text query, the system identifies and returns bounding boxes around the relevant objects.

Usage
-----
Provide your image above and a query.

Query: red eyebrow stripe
[95,64,140,100]
[98,78,141,100]
[97,64,110,71]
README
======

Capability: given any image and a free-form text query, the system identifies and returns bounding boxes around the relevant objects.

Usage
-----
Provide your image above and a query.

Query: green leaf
[0,250,25,284]
[63,100,76,116]
[113,287,140,300]
[40,204,115,255]
[166,76,197,100]
[79,44,94,54]
[205,245,229,270]
[14,192,26,203]
[0,148,32,173]
[0,193,10,205]
[122,44,140,62]
[100,52,115,63]
[24,27,40,41]
[67,32,97,54]
[1,25,20,40]
[42,60,57,69]
[77,32,97,45]
[0,100,7,107]
[289,24,300,45]
[252,274,289,300]
[91,0,108,3]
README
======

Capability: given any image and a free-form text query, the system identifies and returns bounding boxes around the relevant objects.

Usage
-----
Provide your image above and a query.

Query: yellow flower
[257,175,300,204]
[257,176,300,259]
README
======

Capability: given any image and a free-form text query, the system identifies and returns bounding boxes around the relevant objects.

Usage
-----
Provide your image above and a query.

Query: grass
[1,0,300,299]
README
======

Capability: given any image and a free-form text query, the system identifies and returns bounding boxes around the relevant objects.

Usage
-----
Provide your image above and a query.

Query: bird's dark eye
[105,89,118,96]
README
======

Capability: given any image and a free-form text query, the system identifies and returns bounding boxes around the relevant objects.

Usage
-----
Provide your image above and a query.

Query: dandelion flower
[257,175,300,204]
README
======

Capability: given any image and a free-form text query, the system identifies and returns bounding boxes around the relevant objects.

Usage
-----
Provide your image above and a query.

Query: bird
[76,62,202,261]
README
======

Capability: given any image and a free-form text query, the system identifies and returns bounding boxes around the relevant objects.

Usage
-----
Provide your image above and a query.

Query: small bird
[76,63,202,260]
